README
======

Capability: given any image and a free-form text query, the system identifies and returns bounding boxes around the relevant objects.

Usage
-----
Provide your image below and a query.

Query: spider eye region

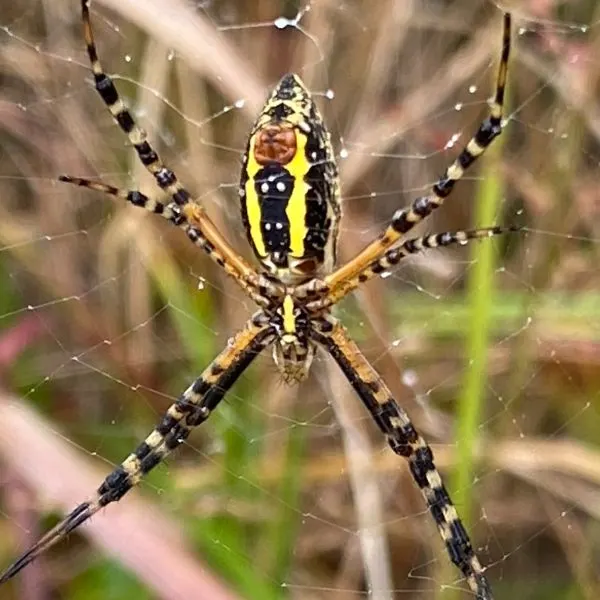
[240,73,341,284]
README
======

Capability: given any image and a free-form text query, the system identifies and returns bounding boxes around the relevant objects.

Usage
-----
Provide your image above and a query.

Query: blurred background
[0,0,599,598]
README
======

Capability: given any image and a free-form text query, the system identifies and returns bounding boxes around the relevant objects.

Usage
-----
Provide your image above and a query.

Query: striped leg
[59,176,185,223]
[76,0,265,294]
[305,13,511,303]
[81,0,185,200]
[0,313,275,584]
[312,318,494,600]
[59,176,280,306]
[307,226,520,311]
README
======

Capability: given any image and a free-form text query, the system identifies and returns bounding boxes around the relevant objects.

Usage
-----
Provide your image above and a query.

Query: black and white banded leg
[313,317,494,600]
[0,314,275,584]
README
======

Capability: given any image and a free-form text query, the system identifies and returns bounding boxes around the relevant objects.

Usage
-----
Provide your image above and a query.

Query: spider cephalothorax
[1,4,514,599]
[271,294,316,383]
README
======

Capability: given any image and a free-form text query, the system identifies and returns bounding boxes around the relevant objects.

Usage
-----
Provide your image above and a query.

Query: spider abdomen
[240,74,341,283]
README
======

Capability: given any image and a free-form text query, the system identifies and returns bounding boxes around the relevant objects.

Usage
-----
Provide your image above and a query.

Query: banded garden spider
[1,2,516,598]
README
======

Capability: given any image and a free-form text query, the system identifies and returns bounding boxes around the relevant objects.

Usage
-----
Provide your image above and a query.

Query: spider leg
[59,176,278,306]
[0,313,275,584]
[59,176,182,220]
[307,12,511,303]
[307,225,520,311]
[80,0,185,199]
[312,317,494,600]
[76,1,269,296]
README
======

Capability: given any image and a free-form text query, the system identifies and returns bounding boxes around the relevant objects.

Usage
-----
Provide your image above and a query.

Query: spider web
[0,1,599,599]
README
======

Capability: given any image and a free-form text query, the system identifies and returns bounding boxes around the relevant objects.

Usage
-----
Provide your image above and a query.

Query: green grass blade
[443,128,506,599]
[452,136,504,521]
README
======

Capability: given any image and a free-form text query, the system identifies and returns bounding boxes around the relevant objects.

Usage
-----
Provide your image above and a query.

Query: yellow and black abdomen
[240,74,340,283]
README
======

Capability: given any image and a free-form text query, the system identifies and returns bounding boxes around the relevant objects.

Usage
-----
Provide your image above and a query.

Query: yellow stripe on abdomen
[244,136,267,257]
[285,131,309,257]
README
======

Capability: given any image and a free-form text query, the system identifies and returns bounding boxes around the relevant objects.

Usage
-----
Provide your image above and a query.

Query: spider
[1,2,515,597]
